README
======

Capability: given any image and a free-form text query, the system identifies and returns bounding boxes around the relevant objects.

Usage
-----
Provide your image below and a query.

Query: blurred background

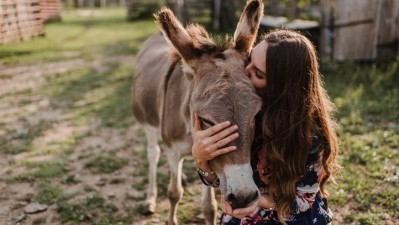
[0,0,398,225]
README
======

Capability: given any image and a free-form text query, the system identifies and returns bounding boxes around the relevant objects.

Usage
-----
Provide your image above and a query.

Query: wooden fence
[40,0,61,21]
[320,0,399,60]
[0,0,44,44]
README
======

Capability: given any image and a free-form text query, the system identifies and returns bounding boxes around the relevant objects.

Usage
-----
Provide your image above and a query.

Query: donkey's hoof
[141,203,156,215]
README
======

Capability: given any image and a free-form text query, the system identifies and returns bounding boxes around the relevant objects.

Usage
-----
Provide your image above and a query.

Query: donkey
[132,1,264,224]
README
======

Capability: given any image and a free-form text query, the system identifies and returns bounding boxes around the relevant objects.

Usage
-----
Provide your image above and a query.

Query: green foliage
[323,58,399,223]
[127,0,163,20]
[322,59,399,124]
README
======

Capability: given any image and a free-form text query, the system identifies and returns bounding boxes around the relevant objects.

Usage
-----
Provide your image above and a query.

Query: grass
[321,59,399,224]
[0,9,153,65]
[56,193,122,224]
[36,182,63,204]
[85,152,129,174]
[10,160,72,183]
[0,6,398,225]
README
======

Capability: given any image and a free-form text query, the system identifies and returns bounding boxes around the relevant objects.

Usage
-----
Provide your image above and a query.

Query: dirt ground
[0,54,210,225]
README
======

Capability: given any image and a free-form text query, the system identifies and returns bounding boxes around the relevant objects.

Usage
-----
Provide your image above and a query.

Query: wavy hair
[259,29,340,223]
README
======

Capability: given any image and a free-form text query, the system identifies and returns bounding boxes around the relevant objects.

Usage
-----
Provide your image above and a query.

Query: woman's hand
[220,195,258,219]
[257,193,276,210]
[220,193,276,219]
[192,114,239,163]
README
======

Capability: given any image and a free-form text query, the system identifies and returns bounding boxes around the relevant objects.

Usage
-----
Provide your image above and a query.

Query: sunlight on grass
[0,8,156,65]
[322,58,399,223]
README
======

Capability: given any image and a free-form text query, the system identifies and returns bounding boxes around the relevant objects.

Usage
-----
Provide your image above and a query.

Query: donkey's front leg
[166,149,184,225]
[143,126,161,214]
[201,185,217,225]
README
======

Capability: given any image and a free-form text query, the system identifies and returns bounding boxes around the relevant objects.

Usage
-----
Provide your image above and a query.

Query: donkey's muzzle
[227,190,259,209]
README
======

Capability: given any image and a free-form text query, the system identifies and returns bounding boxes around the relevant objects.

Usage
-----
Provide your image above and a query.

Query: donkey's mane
[169,24,234,62]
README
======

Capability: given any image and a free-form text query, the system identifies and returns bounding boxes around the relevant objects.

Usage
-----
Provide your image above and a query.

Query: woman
[192,29,340,224]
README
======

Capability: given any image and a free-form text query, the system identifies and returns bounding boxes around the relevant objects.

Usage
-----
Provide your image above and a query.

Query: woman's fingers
[196,122,238,148]
[210,145,237,158]
[201,121,232,137]
[214,132,239,149]
[207,124,238,144]
[232,201,258,216]
[220,195,233,215]
[192,115,239,160]
[207,132,239,157]
[221,195,256,219]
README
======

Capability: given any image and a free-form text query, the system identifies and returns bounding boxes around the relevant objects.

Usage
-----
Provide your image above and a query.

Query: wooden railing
[40,0,61,21]
[0,0,45,44]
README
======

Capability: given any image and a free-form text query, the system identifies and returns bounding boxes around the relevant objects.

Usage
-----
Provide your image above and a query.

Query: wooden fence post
[319,0,334,60]
[212,0,221,30]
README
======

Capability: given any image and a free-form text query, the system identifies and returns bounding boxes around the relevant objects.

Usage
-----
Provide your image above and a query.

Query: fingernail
[233,125,238,129]
[225,121,231,125]
[232,146,237,150]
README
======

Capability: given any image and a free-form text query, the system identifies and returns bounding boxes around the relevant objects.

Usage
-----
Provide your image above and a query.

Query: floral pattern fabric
[199,135,333,225]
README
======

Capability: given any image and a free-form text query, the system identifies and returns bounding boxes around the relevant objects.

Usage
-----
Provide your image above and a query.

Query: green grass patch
[10,160,72,183]
[36,182,63,204]
[85,152,128,174]
[322,58,399,223]
[0,121,53,155]
[0,8,157,65]
[57,192,123,224]
[322,59,399,124]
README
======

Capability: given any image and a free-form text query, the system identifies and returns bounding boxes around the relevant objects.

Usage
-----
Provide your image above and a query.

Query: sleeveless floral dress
[199,134,333,225]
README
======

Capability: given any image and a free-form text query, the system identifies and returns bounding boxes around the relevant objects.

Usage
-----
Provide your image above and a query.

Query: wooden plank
[332,0,379,60]
[334,0,378,25]
[0,0,44,44]
[334,23,375,60]
[39,0,61,21]
[375,0,399,56]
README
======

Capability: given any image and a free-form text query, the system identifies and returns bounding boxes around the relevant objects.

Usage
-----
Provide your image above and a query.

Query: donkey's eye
[200,117,215,129]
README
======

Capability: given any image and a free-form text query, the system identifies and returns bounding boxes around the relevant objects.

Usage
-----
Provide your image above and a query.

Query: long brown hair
[259,29,340,222]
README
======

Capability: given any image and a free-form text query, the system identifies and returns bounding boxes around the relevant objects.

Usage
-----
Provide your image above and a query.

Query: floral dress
[199,134,333,225]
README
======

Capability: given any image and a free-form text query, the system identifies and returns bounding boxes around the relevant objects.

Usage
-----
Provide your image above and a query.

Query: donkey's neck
[160,58,194,146]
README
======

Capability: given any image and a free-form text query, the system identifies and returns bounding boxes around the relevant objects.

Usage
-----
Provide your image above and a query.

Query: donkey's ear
[233,0,264,55]
[155,8,199,61]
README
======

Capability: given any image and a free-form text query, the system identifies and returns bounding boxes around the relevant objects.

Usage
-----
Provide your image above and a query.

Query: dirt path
[0,55,205,225]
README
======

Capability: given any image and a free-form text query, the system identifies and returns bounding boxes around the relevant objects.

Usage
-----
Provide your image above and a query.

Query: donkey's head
[156,0,263,209]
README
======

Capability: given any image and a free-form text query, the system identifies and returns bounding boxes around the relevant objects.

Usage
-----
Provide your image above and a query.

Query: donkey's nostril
[228,191,259,209]
[250,190,259,202]
[227,194,238,206]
